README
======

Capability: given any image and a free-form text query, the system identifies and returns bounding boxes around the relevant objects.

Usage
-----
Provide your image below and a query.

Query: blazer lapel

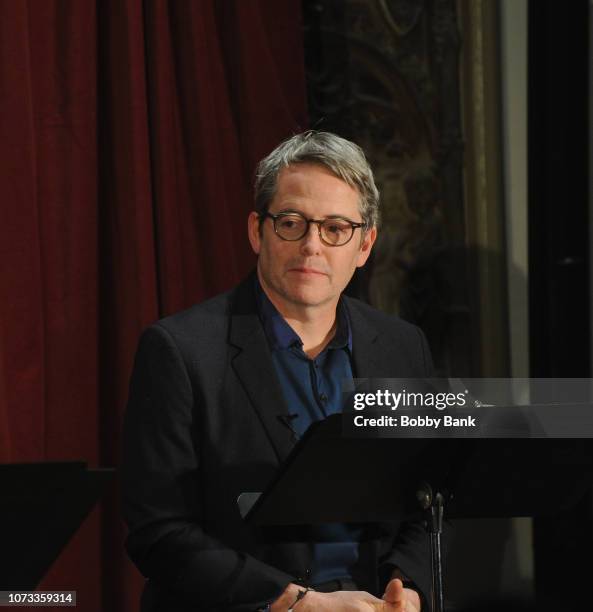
[346,297,413,378]
[348,302,382,379]
[228,277,297,463]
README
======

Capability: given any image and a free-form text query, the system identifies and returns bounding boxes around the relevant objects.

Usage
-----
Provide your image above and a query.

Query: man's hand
[275,578,420,611]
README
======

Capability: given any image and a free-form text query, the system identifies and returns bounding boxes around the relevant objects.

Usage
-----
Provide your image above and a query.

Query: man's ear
[247,211,262,255]
[356,226,377,268]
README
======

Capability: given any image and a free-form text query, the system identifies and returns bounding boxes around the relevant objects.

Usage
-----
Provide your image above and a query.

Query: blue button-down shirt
[255,278,361,585]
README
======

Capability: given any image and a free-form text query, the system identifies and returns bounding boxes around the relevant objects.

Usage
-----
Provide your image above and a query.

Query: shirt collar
[254,275,352,352]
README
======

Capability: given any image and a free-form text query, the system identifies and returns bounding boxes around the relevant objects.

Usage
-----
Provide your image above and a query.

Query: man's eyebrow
[275,208,303,215]
[316,214,359,224]
[275,208,357,222]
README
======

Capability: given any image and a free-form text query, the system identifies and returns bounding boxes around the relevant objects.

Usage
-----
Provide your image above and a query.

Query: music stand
[242,414,593,612]
[0,461,113,589]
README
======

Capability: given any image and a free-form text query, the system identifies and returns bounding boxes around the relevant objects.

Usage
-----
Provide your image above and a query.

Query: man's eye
[279,218,299,229]
[325,223,349,235]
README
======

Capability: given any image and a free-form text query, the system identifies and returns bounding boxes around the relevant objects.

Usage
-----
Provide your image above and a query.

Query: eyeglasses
[261,211,366,247]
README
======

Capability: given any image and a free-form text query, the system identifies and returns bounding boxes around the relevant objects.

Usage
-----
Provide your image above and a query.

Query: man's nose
[299,222,323,255]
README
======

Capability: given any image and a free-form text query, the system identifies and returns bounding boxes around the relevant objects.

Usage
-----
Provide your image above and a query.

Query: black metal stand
[417,482,446,612]
[0,462,113,589]
[244,415,593,612]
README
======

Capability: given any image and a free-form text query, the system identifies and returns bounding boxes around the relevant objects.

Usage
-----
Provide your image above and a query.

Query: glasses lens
[320,219,354,245]
[275,214,307,240]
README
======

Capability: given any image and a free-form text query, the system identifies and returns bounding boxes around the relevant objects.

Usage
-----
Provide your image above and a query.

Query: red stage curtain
[0,1,307,610]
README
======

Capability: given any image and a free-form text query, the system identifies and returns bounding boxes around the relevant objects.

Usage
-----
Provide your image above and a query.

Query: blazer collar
[228,274,297,463]
[345,296,382,379]
[345,296,412,379]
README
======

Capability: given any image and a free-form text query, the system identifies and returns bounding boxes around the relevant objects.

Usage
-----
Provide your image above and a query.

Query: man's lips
[288,267,328,276]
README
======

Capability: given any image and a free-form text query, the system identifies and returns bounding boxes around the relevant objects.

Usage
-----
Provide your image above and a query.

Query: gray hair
[254,131,380,228]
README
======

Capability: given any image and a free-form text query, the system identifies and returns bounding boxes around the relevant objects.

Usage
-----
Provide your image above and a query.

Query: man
[123,132,434,611]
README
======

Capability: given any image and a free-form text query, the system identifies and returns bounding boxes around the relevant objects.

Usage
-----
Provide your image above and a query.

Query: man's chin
[284,288,335,308]
[260,276,336,309]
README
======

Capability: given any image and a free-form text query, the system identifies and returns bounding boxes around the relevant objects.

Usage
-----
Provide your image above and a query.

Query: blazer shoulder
[135,289,235,364]
[344,296,434,376]
[157,290,233,334]
[344,295,424,338]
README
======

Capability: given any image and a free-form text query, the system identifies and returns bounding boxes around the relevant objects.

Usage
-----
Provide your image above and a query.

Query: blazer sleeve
[122,324,293,611]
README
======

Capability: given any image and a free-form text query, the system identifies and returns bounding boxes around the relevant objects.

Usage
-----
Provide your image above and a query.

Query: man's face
[248,163,377,313]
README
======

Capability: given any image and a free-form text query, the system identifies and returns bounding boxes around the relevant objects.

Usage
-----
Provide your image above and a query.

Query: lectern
[0,462,113,589]
[242,414,593,612]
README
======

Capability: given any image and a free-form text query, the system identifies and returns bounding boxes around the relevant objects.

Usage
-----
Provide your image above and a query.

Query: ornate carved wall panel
[303,0,509,377]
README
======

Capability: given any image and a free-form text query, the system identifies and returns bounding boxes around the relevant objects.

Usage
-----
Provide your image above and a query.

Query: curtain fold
[0,1,307,609]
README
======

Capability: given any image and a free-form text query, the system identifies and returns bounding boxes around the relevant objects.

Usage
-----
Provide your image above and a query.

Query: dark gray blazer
[122,274,435,611]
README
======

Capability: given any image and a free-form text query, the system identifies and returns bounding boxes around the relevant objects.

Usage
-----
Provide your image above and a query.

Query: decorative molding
[459,0,509,376]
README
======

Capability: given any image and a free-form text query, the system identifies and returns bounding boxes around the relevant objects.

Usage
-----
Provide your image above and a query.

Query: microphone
[278,413,300,440]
